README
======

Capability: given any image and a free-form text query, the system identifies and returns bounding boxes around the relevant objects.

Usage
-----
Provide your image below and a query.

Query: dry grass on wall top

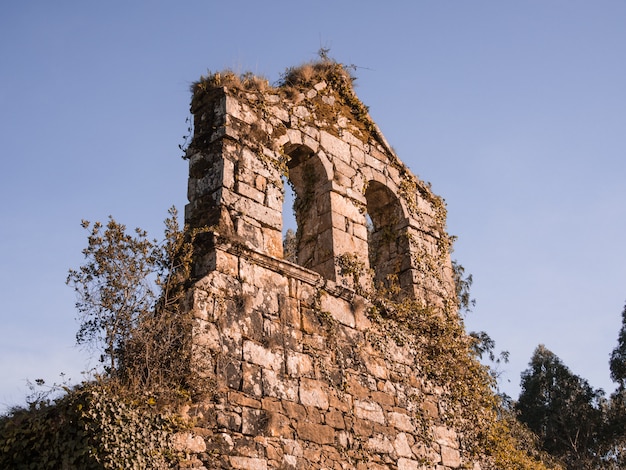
[190,60,375,143]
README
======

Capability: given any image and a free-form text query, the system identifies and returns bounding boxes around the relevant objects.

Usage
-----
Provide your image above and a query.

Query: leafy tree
[66,208,197,396]
[0,209,199,469]
[452,259,475,314]
[601,302,626,467]
[516,345,605,469]
[609,303,626,389]
[67,217,157,374]
[602,389,626,469]
[470,330,510,398]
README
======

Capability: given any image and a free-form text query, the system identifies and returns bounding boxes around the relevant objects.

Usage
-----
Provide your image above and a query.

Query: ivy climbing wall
[178,63,479,470]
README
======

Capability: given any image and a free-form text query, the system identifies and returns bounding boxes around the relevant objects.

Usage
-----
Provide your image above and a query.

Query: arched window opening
[365,181,407,289]
[281,174,297,263]
[282,144,333,277]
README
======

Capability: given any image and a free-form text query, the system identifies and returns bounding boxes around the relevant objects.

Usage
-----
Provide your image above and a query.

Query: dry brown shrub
[192,69,269,94]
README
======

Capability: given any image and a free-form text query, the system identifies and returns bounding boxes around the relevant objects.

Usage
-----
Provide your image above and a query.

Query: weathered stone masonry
[178,65,476,469]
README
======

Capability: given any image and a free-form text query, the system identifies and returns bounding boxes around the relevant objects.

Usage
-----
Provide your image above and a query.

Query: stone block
[296,422,335,445]
[262,319,283,347]
[192,289,212,321]
[354,399,386,425]
[229,456,268,470]
[364,152,385,172]
[388,411,415,433]
[243,340,283,371]
[397,458,420,470]
[421,398,439,419]
[363,356,390,380]
[282,454,298,469]
[302,446,321,463]
[172,432,207,453]
[394,432,413,458]
[333,157,357,182]
[263,228,283,258]
[224,358,242,390]
[225,191,282,229]
[319,294,355,328]
[278,298,300,333]
[367,434,394,454]
[441,445,461,468]
[325,410,345,429]
[351,221,369,243]
[282,401,307,421]
[228,392,261,409]
[346,374,370,399]
[217,410,242,432]
[242,408,267,436]
[320,131,350,162]
[261,397,283,413]
[328,388,353,413]
[299,378,329,410]
[215,249,239,277]
[242,363,262,397]
[329,190,363,223]
[236,180,266,204]
[262,369,299,401]
[269,105,289,122]
[292,106,310,119]
[232,217,264,250]
[351,417,374,437]
[231,435,260,457]
[434,426,459,449]
[281,440,303,461]
[193,320,221,351]
[286,351,314,377]
[265,183,283,211]
[371,390,395,407]
[302,133,319,153]
[265,442,283,463]
[286,128,303,146]
[333,231,364,259]
[340,130,364,149]
[352,298,372,331]
[301,307,324,335]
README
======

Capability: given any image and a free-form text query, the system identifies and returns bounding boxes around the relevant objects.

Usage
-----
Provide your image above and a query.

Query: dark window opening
[281,144,333,278]
[365,181,406,288]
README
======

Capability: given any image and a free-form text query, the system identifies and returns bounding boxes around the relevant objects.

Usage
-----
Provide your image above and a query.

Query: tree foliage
[603,303,626,467]
[516,345,605,469]
[0,209,203,469]
[67,218,156,374]
[609,303,626,389]
[66,208,201,398]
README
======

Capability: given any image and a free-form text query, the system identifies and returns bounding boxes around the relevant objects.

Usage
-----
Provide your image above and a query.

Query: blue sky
[1,1,625,411]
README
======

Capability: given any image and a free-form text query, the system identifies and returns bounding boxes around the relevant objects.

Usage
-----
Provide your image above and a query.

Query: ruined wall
[178,63,478,469]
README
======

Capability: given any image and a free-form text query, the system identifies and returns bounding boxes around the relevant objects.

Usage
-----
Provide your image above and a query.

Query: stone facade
[177,64,476,469]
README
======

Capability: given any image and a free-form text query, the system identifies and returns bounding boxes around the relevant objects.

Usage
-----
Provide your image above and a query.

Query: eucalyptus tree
[516,345,604,469]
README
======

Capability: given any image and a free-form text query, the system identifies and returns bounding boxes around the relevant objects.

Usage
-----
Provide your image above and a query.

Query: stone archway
[365,180,409,290]
[284,144,334,279]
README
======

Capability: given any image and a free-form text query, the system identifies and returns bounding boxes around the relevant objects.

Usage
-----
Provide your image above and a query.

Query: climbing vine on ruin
[0,381,185,469]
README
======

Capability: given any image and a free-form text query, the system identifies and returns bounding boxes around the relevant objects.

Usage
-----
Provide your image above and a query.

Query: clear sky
[1,1,625,412]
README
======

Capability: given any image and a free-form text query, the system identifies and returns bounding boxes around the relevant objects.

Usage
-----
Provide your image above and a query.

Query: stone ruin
[177,62,480,469]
